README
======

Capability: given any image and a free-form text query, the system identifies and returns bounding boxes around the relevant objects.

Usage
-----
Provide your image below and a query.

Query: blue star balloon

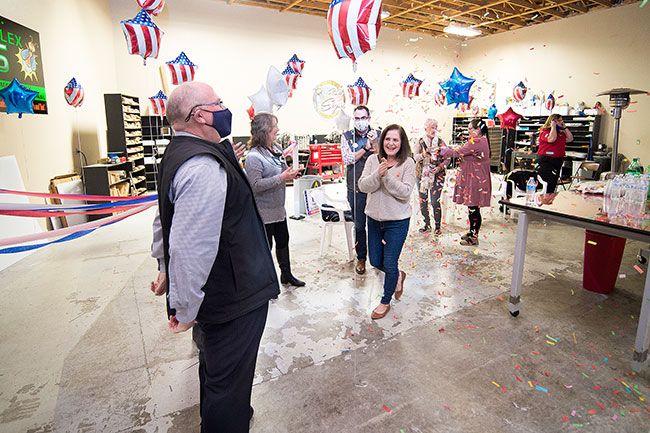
[0,78,38,118]
[487,104,498,119]
[439,67,476,107]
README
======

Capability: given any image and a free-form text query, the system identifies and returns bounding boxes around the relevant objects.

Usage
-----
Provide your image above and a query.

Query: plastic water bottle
[626,158,643,175]
[609,175,622,217]
[603,179,612,215]
[526,177,537,206]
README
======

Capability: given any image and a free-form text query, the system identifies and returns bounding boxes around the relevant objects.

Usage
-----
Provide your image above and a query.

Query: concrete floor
[1,185,649,433]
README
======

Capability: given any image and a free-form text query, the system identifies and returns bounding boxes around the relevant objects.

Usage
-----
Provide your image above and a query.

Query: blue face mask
[210,108,232,138]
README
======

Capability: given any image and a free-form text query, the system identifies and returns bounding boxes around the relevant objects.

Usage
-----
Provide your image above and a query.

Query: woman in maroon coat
[438,118,492,246]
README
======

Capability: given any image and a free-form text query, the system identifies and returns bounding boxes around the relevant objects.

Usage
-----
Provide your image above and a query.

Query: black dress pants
[537,156,564,193]
[198,303,269,433]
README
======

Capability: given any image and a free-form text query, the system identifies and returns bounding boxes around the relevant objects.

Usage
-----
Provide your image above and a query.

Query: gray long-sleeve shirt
[244,145,287,224]
[151,133,227,323]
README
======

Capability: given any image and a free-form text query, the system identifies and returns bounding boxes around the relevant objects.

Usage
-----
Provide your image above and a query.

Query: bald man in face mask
[151,81,279,432]
[340,105,379,275]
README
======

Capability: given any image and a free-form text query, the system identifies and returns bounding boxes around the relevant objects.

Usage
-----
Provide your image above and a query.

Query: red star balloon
[497,107,522,130]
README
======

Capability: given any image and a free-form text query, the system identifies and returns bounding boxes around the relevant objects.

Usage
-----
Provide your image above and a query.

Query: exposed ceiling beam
[407,0,513,31]
[588,0,612,6]
[505,0,569,18]
[383,1,442,21]
[474,0,582,26]
[281,0,306,12]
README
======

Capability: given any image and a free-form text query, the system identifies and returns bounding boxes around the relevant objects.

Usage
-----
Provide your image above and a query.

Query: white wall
[0,0,119,192]
[1,0,648,194]
[461,3,650,164]
[107,0,462,141]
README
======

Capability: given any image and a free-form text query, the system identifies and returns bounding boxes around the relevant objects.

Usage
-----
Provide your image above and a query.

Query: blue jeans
[367,217,410,304]
[347,190,367,261]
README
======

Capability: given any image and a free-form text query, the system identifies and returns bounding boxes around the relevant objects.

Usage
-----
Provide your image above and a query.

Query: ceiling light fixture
[381,10,390,19]
[443,23,482,37]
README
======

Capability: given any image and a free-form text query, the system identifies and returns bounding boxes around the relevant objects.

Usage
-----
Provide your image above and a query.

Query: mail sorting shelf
[306,144,344,181]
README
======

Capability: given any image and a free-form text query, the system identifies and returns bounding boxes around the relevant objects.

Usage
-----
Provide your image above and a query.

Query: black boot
[277,247,305,287]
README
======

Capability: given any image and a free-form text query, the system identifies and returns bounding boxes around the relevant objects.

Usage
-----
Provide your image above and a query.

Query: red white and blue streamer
[0,189,157,253]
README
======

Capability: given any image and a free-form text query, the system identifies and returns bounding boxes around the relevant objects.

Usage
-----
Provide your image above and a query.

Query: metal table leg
[509,211,529,317]
[631,268,650,372]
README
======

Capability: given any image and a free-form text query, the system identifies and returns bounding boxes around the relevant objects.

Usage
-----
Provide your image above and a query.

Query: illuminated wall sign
[0,17,48,114]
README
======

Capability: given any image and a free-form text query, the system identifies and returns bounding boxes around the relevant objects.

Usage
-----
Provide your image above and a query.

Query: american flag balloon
[348,77,371,105]
[327,0,383,63]
[287,54,305,74]
[545,94,555,111]
[401,73,423,99]
[513,81,527,102]
[434,90,446,106]
[458,96,474,113]
[149,90,167,116]
[137,0,165,16]
[64,78,84,108]
[166,52,198,85]
[282,65,300,91]
[120,9,162,65]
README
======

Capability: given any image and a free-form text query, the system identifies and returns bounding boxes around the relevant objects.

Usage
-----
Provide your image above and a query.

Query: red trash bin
[582,230,626,294]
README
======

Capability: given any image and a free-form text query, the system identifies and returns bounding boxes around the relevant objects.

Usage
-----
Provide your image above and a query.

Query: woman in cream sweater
[358,124,416,320]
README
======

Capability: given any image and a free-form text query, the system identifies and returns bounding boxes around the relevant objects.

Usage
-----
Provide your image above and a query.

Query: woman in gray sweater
[245,113,304,287]
[358,124,416,320]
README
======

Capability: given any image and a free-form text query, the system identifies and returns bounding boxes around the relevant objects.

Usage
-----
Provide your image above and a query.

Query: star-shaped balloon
[439,67,475,106]
[248,86,274,114]
[497,107,522,130]
[487,104,498,119]
[0,78,38,118]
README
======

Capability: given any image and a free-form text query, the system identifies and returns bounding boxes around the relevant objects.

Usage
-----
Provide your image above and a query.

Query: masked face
[353,110,370,132]
[210,108,232,138]
[354,119,369,132]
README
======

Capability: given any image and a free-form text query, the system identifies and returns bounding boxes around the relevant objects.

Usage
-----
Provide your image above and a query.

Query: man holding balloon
[340,105,379,275]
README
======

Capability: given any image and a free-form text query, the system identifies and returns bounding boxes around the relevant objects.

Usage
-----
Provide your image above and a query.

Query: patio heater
[596,88,647,174]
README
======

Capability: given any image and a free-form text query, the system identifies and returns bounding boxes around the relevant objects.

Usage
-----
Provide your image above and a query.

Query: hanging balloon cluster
[401,74,423,99]
[165,52,198,85]
[327,0,382,68]
[247,54,305,119]
[120,1,165,65]
[247,67,291,115]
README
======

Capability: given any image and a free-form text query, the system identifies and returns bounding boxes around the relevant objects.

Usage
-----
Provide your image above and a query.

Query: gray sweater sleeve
[245,153,284,194]
[167,155,227,323]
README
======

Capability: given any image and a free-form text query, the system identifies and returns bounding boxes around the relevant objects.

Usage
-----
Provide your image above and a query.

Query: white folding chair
[306,187,355,261]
